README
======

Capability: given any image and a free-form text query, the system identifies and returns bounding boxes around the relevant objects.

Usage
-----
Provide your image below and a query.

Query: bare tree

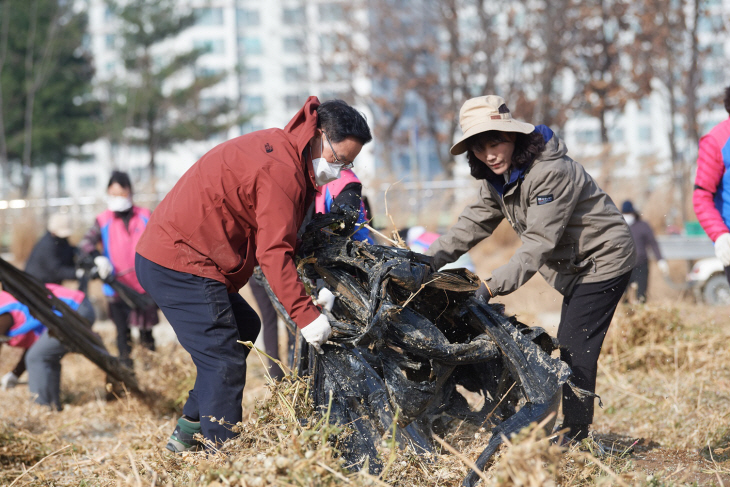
[628,0,721,223]
[565,0,634,144]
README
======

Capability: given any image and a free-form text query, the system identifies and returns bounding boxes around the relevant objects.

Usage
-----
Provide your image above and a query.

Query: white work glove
[715,233,730,266]
[657,259,669,275]
[1,371,18,390]
[314,288,336,311]
[300,314,332,354]
[94,255,113,280]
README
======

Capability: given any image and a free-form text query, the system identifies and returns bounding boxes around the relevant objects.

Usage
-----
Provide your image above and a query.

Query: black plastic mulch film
[257,204,576,487]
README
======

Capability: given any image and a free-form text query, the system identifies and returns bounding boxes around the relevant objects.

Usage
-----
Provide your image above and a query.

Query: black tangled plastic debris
[255,203,581,487]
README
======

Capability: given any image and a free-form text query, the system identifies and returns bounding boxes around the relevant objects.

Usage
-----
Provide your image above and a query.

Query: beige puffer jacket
[428,132,636,296]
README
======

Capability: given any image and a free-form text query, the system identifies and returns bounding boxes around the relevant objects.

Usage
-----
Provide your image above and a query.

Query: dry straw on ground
[3,302,730,485]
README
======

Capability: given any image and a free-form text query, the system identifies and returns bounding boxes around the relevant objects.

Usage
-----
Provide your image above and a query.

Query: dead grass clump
[131,345,197,414]
[480,420,635,487]
[10,209,41,264]
[604,304,685,369]
[0,424,50,474]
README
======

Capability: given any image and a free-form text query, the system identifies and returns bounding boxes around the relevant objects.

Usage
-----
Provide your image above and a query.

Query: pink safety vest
[315,169,363,214]
[45,283,85,307]
[98,206,151,294]
[0,292,42,349]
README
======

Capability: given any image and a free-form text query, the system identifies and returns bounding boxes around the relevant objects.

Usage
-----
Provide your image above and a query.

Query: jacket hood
[284,96,320,189]
[535,125,568,163]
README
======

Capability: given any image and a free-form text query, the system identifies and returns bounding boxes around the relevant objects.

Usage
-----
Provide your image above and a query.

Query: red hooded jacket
[136,97,322,329]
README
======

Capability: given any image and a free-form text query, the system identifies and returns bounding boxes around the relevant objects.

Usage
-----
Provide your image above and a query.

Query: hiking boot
[166,417,202,453]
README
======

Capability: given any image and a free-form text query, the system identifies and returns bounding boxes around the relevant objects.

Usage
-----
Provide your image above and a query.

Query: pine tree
[0,0,100,196]
[106,0,241,191]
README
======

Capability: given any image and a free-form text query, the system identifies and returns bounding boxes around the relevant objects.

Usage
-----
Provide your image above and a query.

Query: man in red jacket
[135,97,372,451]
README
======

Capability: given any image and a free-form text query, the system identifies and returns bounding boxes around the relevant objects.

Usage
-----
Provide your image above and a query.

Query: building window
[245,95,265,113]
[78,175,97,189]
[323,63,351,82]
[197,67,224,78]
[318,3,344,21]
[105,34,116,49]
[284,65,307,82]
[244,67,262,83]
[240,37,263,55]
[284,94,307,111]
[319,33,347,54]
[282,37,305,53]
[237,9,260,27]
[195,8,224,26]
[282,7,305,24]
[194,39,226,55]
[638,126,652,141]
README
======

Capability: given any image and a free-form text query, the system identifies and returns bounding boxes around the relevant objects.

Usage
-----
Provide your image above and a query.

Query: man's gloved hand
[1,371,18,390]
[94,256,113,280]
[314,288,336,311]
[657,259,669,275]
[716,233,730,266]
[300,314,332,354]
[475,281,491,303]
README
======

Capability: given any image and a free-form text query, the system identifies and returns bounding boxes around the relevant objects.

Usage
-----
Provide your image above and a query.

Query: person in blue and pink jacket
[0,284,95,410]
[693,86,730,283]
[79,171,157,367]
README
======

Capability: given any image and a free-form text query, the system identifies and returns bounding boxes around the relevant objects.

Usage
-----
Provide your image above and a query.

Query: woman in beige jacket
[428,95,636,443]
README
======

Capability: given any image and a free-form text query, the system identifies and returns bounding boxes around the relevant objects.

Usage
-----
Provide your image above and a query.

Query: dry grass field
[2,224,730,486]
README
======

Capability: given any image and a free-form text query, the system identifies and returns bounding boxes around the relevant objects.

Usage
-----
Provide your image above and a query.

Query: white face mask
[311,136,342,186]
[108,195,133,213]
[622,213,635,226]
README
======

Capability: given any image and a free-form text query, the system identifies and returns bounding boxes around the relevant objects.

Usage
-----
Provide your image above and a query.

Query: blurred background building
[0,0,728,231]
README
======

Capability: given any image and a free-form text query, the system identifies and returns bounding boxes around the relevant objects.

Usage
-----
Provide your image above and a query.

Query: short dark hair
[465,131,546,180]
[108,170,132,191]
[317,99,372,145]
[725,85,730,115]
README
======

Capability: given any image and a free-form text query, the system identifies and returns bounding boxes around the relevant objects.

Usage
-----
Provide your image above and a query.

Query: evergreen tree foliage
[106,0,241,187]
[0,0,100,196]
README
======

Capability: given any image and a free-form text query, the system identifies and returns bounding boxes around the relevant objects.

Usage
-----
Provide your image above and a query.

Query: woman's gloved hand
[1,371,18,390]
[475,281,491,303]
[93,256,113,280]
[715,233,730,266]
[301,314,332,354]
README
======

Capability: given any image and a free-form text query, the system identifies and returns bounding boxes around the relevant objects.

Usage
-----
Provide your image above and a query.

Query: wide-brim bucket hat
[450,95,535,155]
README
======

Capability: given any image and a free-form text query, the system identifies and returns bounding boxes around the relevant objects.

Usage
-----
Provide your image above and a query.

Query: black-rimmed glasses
[324,132,354,170]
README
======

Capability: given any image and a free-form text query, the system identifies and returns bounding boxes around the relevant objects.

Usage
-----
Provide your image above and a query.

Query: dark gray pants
[25,298,95,410]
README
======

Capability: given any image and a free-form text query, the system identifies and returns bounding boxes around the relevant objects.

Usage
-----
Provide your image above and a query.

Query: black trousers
[135,253,261,445]
[108,301,154,367]
[627,260,649,303]
[558,271,631,425]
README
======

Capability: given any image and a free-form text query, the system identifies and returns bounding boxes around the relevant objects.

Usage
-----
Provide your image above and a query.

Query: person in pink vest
[79,171,157,367]
[0,284,95,410]
[694,86,730,282]
[315,168,373,243]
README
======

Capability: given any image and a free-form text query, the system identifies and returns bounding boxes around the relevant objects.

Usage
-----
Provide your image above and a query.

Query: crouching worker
[427,96,636,443]
[135,97,372,452]
[0,284,95,410]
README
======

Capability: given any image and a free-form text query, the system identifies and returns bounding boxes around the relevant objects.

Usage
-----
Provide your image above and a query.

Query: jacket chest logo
[536,194,554,205]
[264,143,273,153]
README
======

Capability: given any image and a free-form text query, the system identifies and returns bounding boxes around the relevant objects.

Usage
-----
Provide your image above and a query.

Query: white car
[687,257,730,305]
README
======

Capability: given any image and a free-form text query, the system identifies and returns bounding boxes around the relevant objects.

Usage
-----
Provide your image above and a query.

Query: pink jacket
[693,117,730,241]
